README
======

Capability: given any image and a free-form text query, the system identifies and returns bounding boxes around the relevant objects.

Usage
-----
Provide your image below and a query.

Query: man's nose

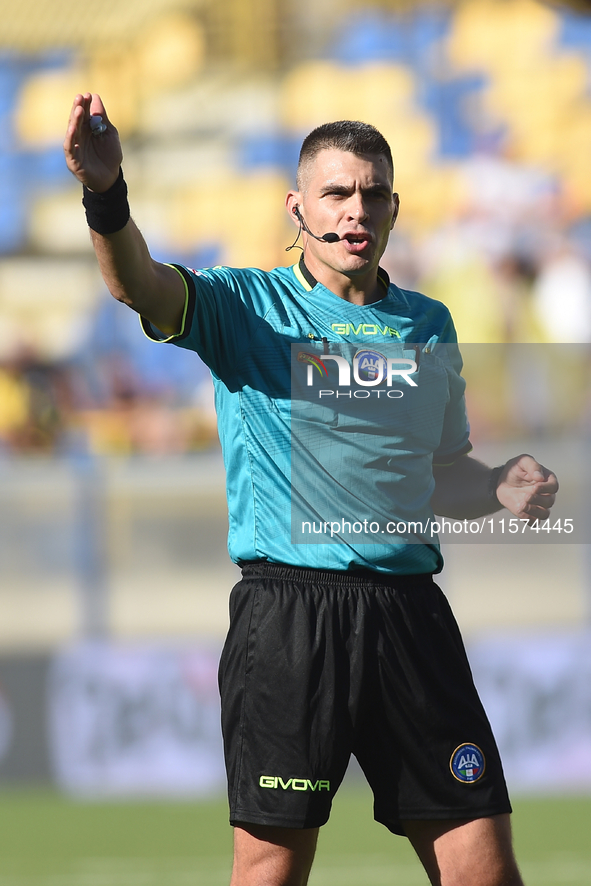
[345,193,369,221]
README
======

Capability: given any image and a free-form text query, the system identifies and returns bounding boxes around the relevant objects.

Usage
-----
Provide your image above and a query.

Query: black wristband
[82,168,130,234]
[488,464,505,502]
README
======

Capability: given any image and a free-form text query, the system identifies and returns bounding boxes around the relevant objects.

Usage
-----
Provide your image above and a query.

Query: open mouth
[344,234,371,244]
[343,233,372,253]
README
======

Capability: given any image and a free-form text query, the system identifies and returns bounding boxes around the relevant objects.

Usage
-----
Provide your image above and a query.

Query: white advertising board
[49,643,225,797]
[469,631,591,791]
[48,633,591,796]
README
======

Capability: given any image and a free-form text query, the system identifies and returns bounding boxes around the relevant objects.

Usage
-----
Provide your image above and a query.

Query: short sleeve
[140,264,268,381]
[431,324,472,466]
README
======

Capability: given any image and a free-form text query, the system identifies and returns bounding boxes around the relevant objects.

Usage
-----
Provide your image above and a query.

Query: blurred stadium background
[1,0,591,883]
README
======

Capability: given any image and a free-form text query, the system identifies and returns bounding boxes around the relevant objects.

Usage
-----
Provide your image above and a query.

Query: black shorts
[218,563,511,835]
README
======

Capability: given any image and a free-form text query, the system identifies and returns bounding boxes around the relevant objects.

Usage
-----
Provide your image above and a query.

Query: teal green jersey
[141,259,471,574]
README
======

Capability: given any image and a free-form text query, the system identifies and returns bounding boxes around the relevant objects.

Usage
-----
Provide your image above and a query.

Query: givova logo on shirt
[331,322,400,338]
[259,775,331,791]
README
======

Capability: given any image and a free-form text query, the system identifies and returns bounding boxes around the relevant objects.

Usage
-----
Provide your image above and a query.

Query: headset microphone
[293,206,340,243]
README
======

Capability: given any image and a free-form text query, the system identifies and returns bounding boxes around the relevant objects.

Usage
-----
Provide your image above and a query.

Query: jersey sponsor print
[259,775,330,791]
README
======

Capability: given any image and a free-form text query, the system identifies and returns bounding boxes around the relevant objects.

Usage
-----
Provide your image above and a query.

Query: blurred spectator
[417,221,507,342]
[533,246,591,343]
[0,345,219,458]
[0,352,66,453]
[492,253,547,343]
[0,362,29,450]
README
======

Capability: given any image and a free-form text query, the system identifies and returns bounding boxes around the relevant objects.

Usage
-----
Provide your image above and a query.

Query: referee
[65,93,558,886]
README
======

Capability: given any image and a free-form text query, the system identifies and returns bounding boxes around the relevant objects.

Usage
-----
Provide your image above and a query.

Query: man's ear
[391,193,400,228]
[286,191,303,226]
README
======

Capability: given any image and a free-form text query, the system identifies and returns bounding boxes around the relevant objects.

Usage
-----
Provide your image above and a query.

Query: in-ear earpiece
[286,205,339,248]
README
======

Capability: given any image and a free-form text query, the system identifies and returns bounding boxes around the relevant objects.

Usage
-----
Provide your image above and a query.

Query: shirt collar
[296,255,390,295]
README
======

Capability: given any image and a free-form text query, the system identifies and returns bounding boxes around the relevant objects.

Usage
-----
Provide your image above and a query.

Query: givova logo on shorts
[450,743,486,783]
[259,776,330,791]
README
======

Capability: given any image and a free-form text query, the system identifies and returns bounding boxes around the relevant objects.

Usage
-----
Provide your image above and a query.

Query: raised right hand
[64,93,123,193]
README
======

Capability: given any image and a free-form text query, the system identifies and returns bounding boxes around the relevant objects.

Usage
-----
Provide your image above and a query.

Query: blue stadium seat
[0,152,27,253]
[421,74,490,158]
[26,147,73,188]
[0,181,28,253]
[330,8,450,66]
[558,9,591,52]
[325,8,493,160]
[82,245,219,403]
[237,134,301,178]
[0,52,74,253]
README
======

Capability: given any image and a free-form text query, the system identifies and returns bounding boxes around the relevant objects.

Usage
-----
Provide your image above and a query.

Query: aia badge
[450,743,486,784]
[353,349,388,383]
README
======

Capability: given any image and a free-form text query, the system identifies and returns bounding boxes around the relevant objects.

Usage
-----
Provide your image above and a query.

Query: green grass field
[0,784,590,885]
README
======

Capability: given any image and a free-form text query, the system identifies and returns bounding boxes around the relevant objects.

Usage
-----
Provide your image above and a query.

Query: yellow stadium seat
[448,0,559,74]
[168,170,292,270]
[134,13,205,97]
[280,61,416,132]
[15,68,85,147]
[280,60,438,189]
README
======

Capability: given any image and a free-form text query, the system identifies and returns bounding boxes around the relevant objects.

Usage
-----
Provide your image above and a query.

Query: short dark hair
[297,121,393,191]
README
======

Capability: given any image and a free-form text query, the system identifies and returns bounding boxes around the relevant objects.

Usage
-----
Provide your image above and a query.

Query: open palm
[64,93,123,193]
